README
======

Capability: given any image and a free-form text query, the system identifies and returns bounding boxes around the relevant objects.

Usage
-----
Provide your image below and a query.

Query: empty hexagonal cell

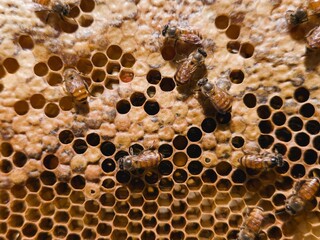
[107,45,123,60]
[215,192,231,205]
[77,58,93,74]
[3,58,19,73]
[11,185,27,199]
[48,55,63,71]
[14,100,29,115]
[19,34,34,49]
[215,15,230,29]
[102,178,116,190]
[143,186,159,200]
[156,207,172,221]
[172,184,189,199]
[226,24,241,39]
[294,86,309,103]
[121,53,136,68]
[70,190,85,203]
[306,120,320,135]
[128,177,144,193]
[187,192,202,206]
[30,93,46,109]
[40,171,57,186]
[216,179,232,191]
[201,184,216,198]
[91,52,108,67]
[0,159,12,173]
[240,42,255,58]
[78,14,94,27]
[114,201,130,214]
[127,222,142,235]
[173,169,188,183]
[160,77,175,91]
[200,199,215,212]
[243,93,257,108]
[106,61,121,75]
[186,207,201,220]
[216,161,232,176]
[227,40,241,54]
[229,69,244,84]
[44,102,60,118]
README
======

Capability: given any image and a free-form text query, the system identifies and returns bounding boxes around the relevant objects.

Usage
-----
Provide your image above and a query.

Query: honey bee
[285,8,308,26]
[238,207,264,240]
[174,48,207,85]
[162,24,203,45]
[63,68,89,103]
[306,25,320,49]
[238,150,284,171]
[285,177,320,215]
[197,78,233,114]
[118,149,163,171]
[33,0,72,23]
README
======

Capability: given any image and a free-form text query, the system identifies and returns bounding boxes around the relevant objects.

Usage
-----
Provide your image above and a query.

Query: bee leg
[129,146,135,156]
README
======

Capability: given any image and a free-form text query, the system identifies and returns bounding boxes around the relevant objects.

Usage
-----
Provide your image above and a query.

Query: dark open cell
[173,169,188,183]
[231,136,245,148]
[106,45,123,60]
[272,112,286,126]
[91,69,106,82]
[0,159,12,173]
[259,120,273,134]
[273,143,287,155]
[19,34,34,49]
[13,151,27,167]
[276,160,289,174]
[288,146,301,161]
[59,130,74,144]
[130,92,146,106]
[54,225,68,238]
[187,127,203,142]
[305,120,319,135]
[215,15,230,29]
[239,42,254,58]
[48,55,63,71]
[116,170,131,184]
[101,158,116,173]
[72,139,88,154]
[275,127,292,142]
[158,160,173,175]
[170,230,185,240]
[216,112,231,124]
[144,100,160,115]
[243,93,256,108]
[294,87,309,102]
[91,52,107,67]
[160,77,175,91]
[121,53,136,68]
[295,132,310,147]
[227,41,241,54]
[1,142,13,157]
[115,150,129,161]
[59,96,73,110]
[71,175,86,189]
[86,132,100,146]
[100,141,116,156]
[231,169,246,183]
[304,149,317,165]
[226,24,241,39]
[76,59,93,74]
[147,86,156,98]
[145,171,159,184]
[34,62,49,76]
[299,103,315,118]
[173,135,188,150]
[201,117,217,133]
[187,144,202,158]
[267,226,282,239]
[270,95,283,109]
[44,103,60,118]
[116,99,131,114]
[147,69,161,84]
[229,69,244,84]
[258,134,274,148]
[291,164,305,178]
[129,143,144,155]
[257,105,271,119]
[43,154,59,170]
[202,169,217,183]
[3,58,19,73]
[158,144,173,158]
[66,234,81,240]
[313,136,320,150]
[22,223,38,237]
[40,171,57,186]
[288,116,303,131]
[188,161,203,175]
[30,94,46,109]
[216,161,232,176]
[14,100,29,115]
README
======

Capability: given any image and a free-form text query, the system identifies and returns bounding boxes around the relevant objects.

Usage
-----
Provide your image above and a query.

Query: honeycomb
[0,0,320,239]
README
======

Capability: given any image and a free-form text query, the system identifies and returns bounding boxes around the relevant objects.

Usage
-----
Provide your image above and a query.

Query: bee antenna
[198,48,207,57]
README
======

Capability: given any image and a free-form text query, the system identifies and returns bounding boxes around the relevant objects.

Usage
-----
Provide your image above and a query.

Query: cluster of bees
[23,1,320,240]
[285,0,320,49]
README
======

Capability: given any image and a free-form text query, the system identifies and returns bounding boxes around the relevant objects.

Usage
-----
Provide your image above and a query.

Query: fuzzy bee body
[63,68,89,103]
[197,78,233,113]
[162,24,203,45]
[118,150,162,171]
[238,151,284,170]
[238,207,264,240]
[306,26,320,49]
[285,177,320,215]
[285,8,308,26]
[33,0,71,22]
[174,48,207,85]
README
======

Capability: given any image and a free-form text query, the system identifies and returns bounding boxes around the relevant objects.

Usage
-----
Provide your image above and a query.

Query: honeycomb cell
[258,120,273,134]
[173,184,189,198]
[106,61,121,75]
[231,136,245,148]
[288,116,303,131]
[160,77,175,91]
[295,132,310,147]
[14,100,29,115]
[44,103,60,118]
[257,105,271,119]
[229,69,244,84]
[105,76,119,90]
[216,112,231,124]
[239,42,255,58]
[187,144,202,158]
[78,14,94,27]
[86,132,100,146]
[243,93,256,108]
[215,15,230,29]
[157,223,171,235]
[54,225,68,238]
[18,34,34,49]
[272,193,286,206]
[144,100,160,115]
[143,215,157,228]
[201,184,216,198]
[187,177,202,190]
[147,69,161,84]
[100,141,116,156]
[127,222,143,235]
[202,169,217,183]
[121,53,136,68]
[0,190,9,204]
[25,208,41,221]
[217,179,232,191]
[48,55,63,71]
[258,134,274,148]
[201,117,217,133]
[187,126,202,142]
[100,193,115,207]
[300,103,315,117]
[313,135,320,150]
[268,226,282,239]
[71,176,86,190]
[30,93,46,109]
[201,198,216,212]
[143,201,158,215]
[305,120,319,135]
[102,178,116,190]
[58,130,74,144]
[6,229,22,240]
[80,0,95,12]
[72,139,88,154]
[0,159,12,173]
[59,96,73,111]
[66,233,81,240]
[82,228,96,239]
[173,135,188,150]
[116,99,131,114]
[188,160,203,175]
[90,84,105,96]
[291,164,306,178]
[227,40,241,54]
[288,146,301,161]
[187,191,202,205]
[143,186,159,200]
[11,185,27,199]
[107,45,123,60]
[91,52,108,67]
[216,161,232,176]
[272,111,286,126]
[113,215,128,228]
[147,86,156,97]
[77,58,93,74]
[40,171,57,185]
[55,182,71,196]
[294,87,309,102]
[91,69,106,82]
[26,178,41,192]
[39,186,55,201]
[226,24,241,39]
[3,58,19,73]
[120,69,134,82]
[7,214,23,227]
[116,170,131,184]
[270,95,283,109]
[304,149,318,165]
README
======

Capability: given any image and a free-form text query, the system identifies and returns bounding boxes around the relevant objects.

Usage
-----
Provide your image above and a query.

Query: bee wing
[176,61,198,83]
[65,77,86,94]
[179,33,202,45]
[31,2,50,11]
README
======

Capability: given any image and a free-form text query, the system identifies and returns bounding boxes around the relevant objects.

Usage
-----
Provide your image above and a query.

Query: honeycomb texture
[0,0,320,239]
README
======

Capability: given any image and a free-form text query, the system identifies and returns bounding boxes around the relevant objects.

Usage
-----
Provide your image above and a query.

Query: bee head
[285,197,304,215]
[53,2,70,16]
[118,156,132,171]
[197,78,208,87]
[285,204,296,215]
[198,48,207,57]
[162,24,169,36]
